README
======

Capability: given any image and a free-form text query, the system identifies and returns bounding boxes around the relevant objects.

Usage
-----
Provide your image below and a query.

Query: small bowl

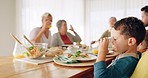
[45,47,63,57]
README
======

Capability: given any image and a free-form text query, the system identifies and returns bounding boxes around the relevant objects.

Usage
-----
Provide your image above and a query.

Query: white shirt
[29,27,51,46]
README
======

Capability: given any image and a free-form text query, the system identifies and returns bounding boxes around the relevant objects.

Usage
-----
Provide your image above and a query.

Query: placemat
[16,57,53,65]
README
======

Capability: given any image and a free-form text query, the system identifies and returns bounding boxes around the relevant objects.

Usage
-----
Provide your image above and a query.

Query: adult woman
[51,20,81,47]
[29,12,52,47]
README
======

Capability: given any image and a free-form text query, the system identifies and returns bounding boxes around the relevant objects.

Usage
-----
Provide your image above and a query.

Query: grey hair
[110,17,117,21]
[56,20,66,30]
[41,12,52,22]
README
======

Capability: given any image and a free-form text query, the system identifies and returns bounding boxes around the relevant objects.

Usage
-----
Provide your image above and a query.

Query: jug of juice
[13,41,26,59]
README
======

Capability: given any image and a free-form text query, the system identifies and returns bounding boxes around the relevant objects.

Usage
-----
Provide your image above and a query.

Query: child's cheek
[112,45,117,52]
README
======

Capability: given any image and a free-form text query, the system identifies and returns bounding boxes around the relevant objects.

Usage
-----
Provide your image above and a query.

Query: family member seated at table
[51,20,82,47]
[91,17,117,44]
[29,12,52,47]
[137,31,148,53]
[141,5,148,28]
[94,17,146,78]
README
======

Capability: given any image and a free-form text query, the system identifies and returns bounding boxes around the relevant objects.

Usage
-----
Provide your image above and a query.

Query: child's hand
[98,37,109,54]
[96,37,109,62]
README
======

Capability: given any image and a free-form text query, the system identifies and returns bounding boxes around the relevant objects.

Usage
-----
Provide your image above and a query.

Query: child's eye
[112,38,117,41]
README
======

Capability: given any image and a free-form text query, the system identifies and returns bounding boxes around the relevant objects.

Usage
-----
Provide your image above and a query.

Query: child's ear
[128,37,136,46]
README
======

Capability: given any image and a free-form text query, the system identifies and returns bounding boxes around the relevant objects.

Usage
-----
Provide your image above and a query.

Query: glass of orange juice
[92,49,98,54]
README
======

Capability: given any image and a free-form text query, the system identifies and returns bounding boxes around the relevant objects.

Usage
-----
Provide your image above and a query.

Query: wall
[0,0,16,56]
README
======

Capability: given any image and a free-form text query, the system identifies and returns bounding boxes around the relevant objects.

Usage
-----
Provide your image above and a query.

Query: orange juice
[92,49,98,54]
[14,54,25,59]
[47,25,52,28]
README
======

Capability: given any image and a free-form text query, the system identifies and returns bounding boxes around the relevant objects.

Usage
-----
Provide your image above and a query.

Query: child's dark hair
[114,17,146,45]
[141,6,148,13]
[144,31,148,47]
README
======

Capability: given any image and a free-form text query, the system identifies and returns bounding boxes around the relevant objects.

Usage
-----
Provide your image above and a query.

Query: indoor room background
[0,0,148,56]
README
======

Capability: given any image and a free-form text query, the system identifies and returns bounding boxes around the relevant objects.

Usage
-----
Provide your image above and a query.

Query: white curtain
[85,0,148,45]
[16,0,84,42]
[16,0,148,44]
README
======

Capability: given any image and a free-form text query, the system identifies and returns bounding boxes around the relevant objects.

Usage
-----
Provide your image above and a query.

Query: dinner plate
[63,53,97,61]
[53,57,96,67]
[91,51,118,58]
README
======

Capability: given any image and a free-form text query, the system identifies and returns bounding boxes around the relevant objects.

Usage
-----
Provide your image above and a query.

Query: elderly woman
[29,12,52,47]
[51,20,82,47]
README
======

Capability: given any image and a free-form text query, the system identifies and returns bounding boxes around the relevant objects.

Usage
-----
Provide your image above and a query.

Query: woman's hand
[69,25,75,32]
[41,18,50,32]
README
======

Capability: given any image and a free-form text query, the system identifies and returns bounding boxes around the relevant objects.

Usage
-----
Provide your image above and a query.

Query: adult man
[141,5,148,29]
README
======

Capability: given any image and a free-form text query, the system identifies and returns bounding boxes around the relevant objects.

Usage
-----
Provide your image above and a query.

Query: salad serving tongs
[10,33,32,56]
[23,35,34,46]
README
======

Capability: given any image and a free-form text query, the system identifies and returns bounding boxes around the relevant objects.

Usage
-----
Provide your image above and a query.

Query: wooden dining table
[0,56,114,78]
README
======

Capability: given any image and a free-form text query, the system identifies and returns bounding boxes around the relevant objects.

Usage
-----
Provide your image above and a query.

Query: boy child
[94,17,146,78]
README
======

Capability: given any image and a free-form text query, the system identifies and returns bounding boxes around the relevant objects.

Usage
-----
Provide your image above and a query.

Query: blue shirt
[94,56,139,78]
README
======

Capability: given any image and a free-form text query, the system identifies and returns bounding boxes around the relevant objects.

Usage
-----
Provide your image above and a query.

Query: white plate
[53,57,96,67]
[63,53,97,61]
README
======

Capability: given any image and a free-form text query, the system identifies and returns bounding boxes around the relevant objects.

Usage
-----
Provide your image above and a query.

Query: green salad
[68,51,88,59]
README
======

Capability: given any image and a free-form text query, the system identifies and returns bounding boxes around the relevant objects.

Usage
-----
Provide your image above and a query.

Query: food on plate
[81,44,89,50]
[56,55,79,64]
[67,51,88,59]
[45,47,63,57]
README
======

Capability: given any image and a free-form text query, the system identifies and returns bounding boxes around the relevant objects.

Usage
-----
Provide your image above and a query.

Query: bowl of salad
[23,43,48,58]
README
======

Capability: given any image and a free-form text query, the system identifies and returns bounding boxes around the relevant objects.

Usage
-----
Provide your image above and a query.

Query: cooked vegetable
[56,56,80,64]
[74,51,81,57]
[23,52,30,56]
[67,51,88,59]
[27,46,34,51]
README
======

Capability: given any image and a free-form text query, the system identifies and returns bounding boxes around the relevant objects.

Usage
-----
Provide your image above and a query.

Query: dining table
[0,55,115,78]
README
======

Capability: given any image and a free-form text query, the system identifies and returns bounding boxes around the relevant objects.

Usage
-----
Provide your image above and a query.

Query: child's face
[137,40,147,52]
[111,28,129,53]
